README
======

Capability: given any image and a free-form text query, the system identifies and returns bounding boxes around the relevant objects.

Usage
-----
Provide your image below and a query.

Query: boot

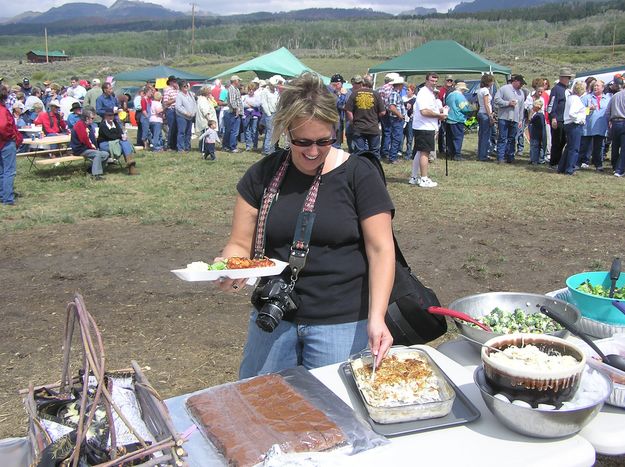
[126,156,139,176]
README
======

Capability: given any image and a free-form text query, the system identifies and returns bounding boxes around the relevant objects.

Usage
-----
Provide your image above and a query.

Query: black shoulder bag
[351,150,447,345]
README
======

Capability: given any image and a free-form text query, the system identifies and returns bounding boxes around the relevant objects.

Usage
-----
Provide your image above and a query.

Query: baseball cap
[445,75,454,81]
[330,74,345,83]
[49,100,61,108]
[92,78,101,85]
[23,77,30,85]
[166,75,177,84]
[351,75,364,84]
[230,75,241,82]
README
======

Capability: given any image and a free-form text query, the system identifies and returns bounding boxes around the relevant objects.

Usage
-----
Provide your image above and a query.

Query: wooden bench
[33,155,85,167]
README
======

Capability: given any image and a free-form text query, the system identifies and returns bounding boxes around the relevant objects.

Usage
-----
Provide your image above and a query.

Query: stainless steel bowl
[474,365,611,438]
[448,292,580,345]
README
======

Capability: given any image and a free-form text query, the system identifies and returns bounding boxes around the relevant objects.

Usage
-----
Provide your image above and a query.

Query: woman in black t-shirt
[216,73,395,378]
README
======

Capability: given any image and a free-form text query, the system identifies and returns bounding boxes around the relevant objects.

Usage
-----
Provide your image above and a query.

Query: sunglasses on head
[288,131,336,147]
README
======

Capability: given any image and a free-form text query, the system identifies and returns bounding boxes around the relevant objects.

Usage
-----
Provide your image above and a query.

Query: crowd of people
[2,65,625,205]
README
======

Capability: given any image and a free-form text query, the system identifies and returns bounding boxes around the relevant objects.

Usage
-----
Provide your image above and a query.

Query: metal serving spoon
[539,305,625,372]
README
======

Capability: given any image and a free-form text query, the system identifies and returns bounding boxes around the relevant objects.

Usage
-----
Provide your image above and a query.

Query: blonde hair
[153,91,162,101]
[572,81,585,96]
[533,99,543,109]
[271,72,339,145]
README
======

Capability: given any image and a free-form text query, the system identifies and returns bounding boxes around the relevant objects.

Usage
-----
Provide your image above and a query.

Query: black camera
[251,278,300,332]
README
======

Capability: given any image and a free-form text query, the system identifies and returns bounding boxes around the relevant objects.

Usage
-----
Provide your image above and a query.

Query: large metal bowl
[448,292,580,345]
[474,366,611,438]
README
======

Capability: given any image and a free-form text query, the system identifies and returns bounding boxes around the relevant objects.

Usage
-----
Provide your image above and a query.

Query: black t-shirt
[237,150,394,324]
[345,89,385,135]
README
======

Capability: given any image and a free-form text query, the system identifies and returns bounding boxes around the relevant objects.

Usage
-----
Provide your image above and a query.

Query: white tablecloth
[166,345,596,466]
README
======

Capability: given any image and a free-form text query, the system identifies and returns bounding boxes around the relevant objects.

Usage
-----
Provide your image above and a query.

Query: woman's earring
[283,134,290,150]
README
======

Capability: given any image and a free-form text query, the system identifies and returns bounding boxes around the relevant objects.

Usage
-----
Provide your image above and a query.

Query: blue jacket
[95,93,119,119]
[548,82,568,123]
[581,93,610,136]
[446,90,472,124]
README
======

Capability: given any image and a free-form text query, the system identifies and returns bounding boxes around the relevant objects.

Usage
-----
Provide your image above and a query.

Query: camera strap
[253,150,324,285]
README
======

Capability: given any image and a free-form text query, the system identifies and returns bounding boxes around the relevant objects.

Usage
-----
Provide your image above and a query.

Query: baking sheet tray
[339,358,480,437]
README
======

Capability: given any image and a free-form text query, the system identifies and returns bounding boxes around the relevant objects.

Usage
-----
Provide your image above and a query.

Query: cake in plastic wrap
[186,373,346,466]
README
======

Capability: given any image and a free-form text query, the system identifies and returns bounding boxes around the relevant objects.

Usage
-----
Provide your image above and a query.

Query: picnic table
[165,345,597,466]
[19,134,83,171]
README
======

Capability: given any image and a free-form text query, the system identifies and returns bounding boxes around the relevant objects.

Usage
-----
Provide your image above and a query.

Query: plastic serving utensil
[609,257,622,298]
[613,301,625,317]
[428,306,492,332]
[539,305,625,372]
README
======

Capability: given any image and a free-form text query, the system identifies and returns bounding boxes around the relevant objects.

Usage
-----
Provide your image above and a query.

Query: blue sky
[4,0,460,18]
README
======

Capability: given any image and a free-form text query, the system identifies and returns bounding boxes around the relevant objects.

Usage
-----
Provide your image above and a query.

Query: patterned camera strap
[253,152,323,279]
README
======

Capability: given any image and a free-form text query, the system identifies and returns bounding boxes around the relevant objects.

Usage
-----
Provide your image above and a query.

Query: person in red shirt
[1,84,23,205]
[34,100,68,135]
[69,109,108,180]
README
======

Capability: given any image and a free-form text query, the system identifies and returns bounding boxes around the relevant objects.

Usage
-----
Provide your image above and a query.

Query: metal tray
[339,359,480,437]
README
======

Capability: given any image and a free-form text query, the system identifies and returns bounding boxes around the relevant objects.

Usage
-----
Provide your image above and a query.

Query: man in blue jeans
[494,74,526,163]
[225,75,243,153]
[386,76,406,164]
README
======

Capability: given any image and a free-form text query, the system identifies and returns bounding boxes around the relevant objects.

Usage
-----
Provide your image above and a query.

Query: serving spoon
[539,305,625,372]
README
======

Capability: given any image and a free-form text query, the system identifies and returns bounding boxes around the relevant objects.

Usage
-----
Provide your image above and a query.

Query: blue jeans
[516,117,526,154]
[239,310,369,378]
[380,114,391,158]
[388,118,404,162]
[262,114,274,155]
[1,141,17,204]
[165,107,177,150]
[529,137,542,164]
[244,116,259,150]
[497,119,518,162]
[98,140,133,158]
[477,113,492,161]
[81,149,108,176]
[448,122,465,159]
[223,112,241,151]
[175,114,193,151]
[580,135,605,168]
[353,133,381,158]
[612,120,625,175]
[150,122,163,150]
[139,113,150,146]
[559,123,584,175]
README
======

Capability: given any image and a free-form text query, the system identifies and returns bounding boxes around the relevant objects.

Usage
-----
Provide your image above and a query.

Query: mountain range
[0,0,577,34]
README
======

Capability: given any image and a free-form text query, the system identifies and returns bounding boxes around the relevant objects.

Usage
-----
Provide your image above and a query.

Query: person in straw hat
[547,67,575,168]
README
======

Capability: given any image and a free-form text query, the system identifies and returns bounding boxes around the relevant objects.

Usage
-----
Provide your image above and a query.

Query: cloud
[3,0,460,18]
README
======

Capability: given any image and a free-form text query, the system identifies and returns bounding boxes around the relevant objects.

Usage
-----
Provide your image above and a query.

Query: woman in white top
[476,74,495,162]
[558,81,586,175]
[195,86,218,137]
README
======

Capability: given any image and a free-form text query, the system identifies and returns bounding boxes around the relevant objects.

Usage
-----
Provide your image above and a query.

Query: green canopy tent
[114,65,209,82]
[210,47,315,80]
[368,40,511,79]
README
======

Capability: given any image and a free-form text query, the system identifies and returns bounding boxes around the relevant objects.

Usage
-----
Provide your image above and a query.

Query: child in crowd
[199,120,219,160]
[528,99,545,165]
[150,91,164,151]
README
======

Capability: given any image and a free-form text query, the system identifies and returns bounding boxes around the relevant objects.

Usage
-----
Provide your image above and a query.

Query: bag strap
[253,152,324,283]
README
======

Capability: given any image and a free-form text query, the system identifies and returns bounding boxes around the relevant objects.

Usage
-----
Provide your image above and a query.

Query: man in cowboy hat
[163,75,179,150]
[547,67,575,168]
[386,75,407,163]
[67,101,83,130]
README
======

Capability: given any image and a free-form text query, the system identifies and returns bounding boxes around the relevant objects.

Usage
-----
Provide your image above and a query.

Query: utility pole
[190,2,196,55]
[44,27,49,63]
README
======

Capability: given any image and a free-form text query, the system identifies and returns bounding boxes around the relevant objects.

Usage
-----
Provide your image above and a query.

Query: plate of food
[171,257,289,282]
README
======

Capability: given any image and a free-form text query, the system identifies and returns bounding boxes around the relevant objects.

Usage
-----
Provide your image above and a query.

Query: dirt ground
[1,214,624,464]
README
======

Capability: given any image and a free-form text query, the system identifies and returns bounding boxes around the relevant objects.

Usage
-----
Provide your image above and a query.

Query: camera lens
[256,302,284,332]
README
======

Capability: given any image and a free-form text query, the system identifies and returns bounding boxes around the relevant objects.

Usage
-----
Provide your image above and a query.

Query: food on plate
[185,257,275,271]
[472,307,562,334]
[186,374,346,467]
[489,344,580,371]
[577,280,625,299]
[349,349,455,423]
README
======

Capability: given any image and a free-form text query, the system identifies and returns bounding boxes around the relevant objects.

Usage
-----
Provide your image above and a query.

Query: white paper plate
[171,259,289,282]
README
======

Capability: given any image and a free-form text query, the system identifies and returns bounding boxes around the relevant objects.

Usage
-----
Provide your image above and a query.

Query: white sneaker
[408,177,419,185]
[418,176,438,188]
[580,163,590,169]
[615,172,624,178]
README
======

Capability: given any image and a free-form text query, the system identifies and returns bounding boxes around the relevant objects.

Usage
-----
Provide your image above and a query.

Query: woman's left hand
[368,317,394,368]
